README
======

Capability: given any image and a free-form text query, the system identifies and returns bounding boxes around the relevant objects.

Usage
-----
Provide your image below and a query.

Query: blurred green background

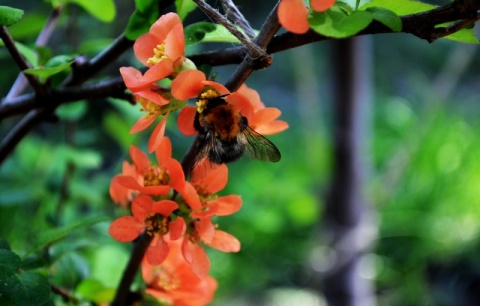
[1,0,480,305]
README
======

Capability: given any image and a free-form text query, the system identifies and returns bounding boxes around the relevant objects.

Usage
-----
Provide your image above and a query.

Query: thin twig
[192,0,265,59]
[0,26,45,97]
[224,1,281,91]
[6,7,63,100]
[0,77,128,119]
[111,233,154,306]
[220,0,256,39]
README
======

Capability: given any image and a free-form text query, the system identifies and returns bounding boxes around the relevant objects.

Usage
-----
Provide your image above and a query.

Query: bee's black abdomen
[208,138,246,164]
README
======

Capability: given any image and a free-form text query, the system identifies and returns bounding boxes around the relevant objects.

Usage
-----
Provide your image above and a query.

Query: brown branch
[111,233,154,306]
[192,0,265,59]
[0,26,46,97]
[6,7,63,100]
[220,0,256,39]
[224,1,280,91]
[0,77,129,119]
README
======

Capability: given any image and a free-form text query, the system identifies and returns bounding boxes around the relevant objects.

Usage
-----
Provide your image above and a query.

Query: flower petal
[114,175,143,191]
[193,163,228,194]
[165,23,185,61]
[191,244,210,278]
[238,84,264,111]
[150,12,182,41]
[108,216,144,242]
[311,0,336,12]
[119,67,150,92]
[166,158,186,193]
[130,115,156,134]
[151,200,178,216]
[135,89,170,106]
[146,236,170,265]
[202,80,230,96]
[148,114,168,153]
[134,33,161,66]
[253,120,289,135]
[132,195,154,221]
[278,0,310,34]
[196,218,215,243]
[177,106,198,136]
[251,107,281,127]
[169,217,186,240]
[171,70,206,100]
[209,230,241,252]
[141,185,171,195]
[214,195,242,216]
[226,92,254,122]
[130,145,151,173]
[182,236,195,264]
[180,182,202,210]
[155,136,172,167]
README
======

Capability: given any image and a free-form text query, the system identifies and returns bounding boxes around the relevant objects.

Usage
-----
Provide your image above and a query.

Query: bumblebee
[193,95,281,165]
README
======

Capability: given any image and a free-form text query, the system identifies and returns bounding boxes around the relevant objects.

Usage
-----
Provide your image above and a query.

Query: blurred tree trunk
[321,37,377,306]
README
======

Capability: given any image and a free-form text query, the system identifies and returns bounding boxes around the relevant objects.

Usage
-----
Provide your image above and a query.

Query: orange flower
[177,165,241,277]
[109,160,138,207]
[108,194,179,265]
[119,61,174,152]
[110,138,185,198]
[278,0,336,34]
[237,84,289,135]
[142,239,217,306]
[134,12,185,69]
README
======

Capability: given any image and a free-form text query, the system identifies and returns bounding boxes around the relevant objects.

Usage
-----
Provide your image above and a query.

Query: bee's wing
[193,130,218,165]
[242,125,281,162]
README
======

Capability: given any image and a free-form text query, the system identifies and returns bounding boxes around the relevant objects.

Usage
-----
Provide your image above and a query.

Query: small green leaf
[309,7,373,38]
[8,13,46,39]
[76,279,115,303]
[184,22,217,45]
[125,0,159,40]
[0,6,24,27]
[23,215,110,258]
[0,249,21,280]
[360,0,435,16]
[13,42,38,67]
[70,0,116,22]
[23,62,72,82]
[366,7,402,31]
[56,101,88,121]
[175,0,197,21]
[0,238,11,251]
[442,27,479,44]
[0,272,52,306]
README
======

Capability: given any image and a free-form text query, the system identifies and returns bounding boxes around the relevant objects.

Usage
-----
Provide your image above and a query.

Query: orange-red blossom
[278,0,336,34]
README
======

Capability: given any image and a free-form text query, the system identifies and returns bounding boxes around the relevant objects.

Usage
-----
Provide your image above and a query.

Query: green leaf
[366,7,402,31]
[360,0,435,16]
[15,42,38,67]
[125,0,159,40]
[76,279,115,303]
[0,272,52,306]
[0,238,11,251]
[175,0,197,21]
[23,215,110,258]
[184,22,217,45]
[0,249,21,280]
[8,13,46,39]
[56,101,88,121]
[443,27,479,44]
[23,55,73,83]
[0,6,24,26]
[309,7,373,38]
[70,0,116,22]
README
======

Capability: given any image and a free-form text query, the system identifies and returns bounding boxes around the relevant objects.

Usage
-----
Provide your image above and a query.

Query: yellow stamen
[146,44,168,65]
[196,89,220,113]
[143,167,169,187]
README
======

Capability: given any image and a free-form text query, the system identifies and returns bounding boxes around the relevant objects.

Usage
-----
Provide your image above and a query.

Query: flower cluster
[109,11,288,305]
[278,0,336,34]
